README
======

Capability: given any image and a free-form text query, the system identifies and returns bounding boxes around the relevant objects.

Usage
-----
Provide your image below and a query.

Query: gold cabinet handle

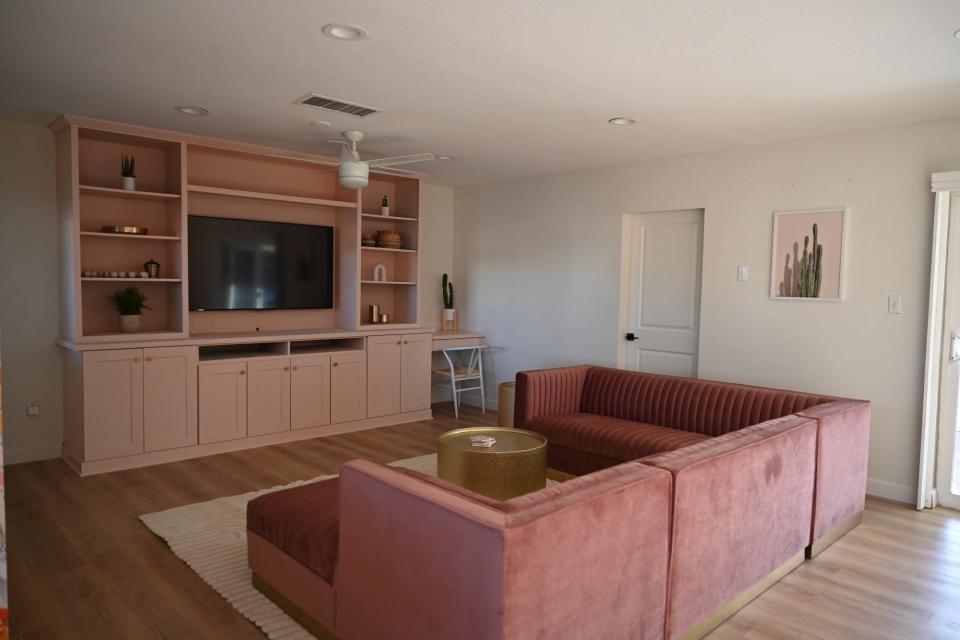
[239,370,246,376]
[395,341,401,345]
[403,341,408,345]
[292,366,299,371]
[333,362,339,367]
[133,356,141,363]
[284,366,290,371]
[145,356,153,362]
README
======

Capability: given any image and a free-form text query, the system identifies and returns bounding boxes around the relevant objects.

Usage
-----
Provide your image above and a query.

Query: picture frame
[770,207,847,301]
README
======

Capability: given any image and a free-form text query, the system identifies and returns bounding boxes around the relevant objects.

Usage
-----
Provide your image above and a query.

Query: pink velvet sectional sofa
[246,365,870,640]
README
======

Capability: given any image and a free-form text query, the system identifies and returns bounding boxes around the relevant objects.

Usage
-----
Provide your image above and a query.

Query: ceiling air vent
[295,93,380,118]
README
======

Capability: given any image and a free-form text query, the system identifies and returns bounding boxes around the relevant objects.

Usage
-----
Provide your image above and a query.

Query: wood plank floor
[6,403,960,639]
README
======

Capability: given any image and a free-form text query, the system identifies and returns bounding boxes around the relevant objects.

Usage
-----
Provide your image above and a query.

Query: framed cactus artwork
[770,207,847,301]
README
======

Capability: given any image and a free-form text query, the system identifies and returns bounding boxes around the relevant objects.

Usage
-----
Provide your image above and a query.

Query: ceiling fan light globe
[339,161,369,189]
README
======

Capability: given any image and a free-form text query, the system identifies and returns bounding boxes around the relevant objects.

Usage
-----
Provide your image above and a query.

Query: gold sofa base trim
[679,550,804,640]
[252,572,338,640]
[806,511,863,559]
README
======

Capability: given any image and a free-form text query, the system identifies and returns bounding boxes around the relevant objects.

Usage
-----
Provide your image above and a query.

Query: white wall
[0,120,63,464]
[455,116,960,503]
[419,183,457,403]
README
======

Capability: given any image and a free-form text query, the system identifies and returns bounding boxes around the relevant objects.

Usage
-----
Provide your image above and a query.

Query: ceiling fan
[328,130,435,189]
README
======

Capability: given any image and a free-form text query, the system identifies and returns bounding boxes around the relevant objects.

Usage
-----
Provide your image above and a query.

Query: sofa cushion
[526,412,710,462]
[580,366,834,436]
[246,477,340,584]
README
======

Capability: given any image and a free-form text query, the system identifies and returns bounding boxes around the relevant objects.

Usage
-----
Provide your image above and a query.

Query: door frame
[617,208,705,372]
[918,171,960,510]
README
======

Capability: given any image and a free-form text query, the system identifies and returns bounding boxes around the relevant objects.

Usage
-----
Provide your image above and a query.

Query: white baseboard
[5,441,63,466]
[866,477,915,504]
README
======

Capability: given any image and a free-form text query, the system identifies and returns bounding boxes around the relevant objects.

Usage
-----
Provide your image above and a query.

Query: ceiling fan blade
[370,166,419,177]
[264,153,338,167]
[367,153,436,168]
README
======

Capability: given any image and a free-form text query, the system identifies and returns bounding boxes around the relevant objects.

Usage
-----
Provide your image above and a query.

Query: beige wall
[455,116,960,502]
[419,183,456,403]
[0,120,62,464]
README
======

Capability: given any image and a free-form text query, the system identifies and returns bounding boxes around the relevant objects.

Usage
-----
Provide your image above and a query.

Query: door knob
[625,332,638,342]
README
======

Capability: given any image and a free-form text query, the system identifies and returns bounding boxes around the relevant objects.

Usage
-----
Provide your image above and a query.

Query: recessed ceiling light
[608,117,636,126]
[955,28,960,39]
[436,155,454,161]
[321,23,369,41]
[175,105,209,116]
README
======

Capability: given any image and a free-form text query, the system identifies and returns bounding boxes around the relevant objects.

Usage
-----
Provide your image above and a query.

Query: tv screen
[188,215,334,311]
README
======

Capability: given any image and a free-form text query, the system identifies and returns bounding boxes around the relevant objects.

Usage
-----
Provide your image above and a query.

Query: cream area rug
[140,454,439,640]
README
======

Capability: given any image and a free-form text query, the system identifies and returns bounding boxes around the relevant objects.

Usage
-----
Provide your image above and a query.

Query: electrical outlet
[26,400,40,416]
[737,265,749,281]
[888,295,903,314]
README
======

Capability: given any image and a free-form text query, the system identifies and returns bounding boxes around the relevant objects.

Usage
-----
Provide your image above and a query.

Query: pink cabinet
[331,352,367,424]
[82,348,144,461]
[400,333,432,412]
[291,355,331,430]
[143,346,198,452]
[198,361,247,444]
[367,336,402,418]
[247,358,291,437]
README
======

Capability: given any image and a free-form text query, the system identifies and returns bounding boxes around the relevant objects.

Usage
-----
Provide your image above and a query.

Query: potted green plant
[121,155,136,191]
[441,273,456,331]
[110,287,151,333]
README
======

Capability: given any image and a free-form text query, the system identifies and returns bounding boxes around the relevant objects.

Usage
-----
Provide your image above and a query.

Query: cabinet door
[401,333,433,413]
[82,349,144,461]
[143,346,198,452]
[367,335,402,418]
[248,358,291,437]
[331,352,367,424]
[291,355,331,430]
[198,362,247,444]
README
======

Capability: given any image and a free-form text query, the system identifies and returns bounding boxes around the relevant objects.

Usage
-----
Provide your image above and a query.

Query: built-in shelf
[187,184,356,208]
[80,231,181,241]
[79,185,181,201]
[361,246,417,254]
[361,280,417,285]
[80,329,184,340]
[361,213,419,222]
[81,277,182,283]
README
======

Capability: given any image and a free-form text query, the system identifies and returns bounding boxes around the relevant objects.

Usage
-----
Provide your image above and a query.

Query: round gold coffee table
[437,427,547,500]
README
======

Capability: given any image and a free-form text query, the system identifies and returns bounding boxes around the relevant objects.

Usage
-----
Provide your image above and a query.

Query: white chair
[432,345,486,419]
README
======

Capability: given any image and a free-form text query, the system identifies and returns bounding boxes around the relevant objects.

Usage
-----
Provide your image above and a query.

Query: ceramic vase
[122,176,136,191]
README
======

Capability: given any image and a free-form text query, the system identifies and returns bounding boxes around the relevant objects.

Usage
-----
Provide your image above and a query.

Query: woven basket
[378,230,404,249]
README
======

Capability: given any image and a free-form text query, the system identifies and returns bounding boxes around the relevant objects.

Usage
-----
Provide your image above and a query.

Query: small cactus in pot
[441,273,457,331]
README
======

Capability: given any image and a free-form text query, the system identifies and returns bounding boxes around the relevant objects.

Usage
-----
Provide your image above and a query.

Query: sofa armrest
[514,365,590,427]
[798,400,870,543]
[335,459,672,640]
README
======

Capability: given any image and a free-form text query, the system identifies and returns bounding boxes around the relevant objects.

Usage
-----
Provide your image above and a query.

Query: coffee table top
[438,427,546,454]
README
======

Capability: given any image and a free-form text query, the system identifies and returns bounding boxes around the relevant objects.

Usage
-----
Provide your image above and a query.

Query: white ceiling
[2,0,960,187]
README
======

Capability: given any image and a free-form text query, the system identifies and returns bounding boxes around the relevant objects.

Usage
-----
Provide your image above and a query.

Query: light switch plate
[888,295,903,314]
[26,400,39,416]
[737,265,749,281]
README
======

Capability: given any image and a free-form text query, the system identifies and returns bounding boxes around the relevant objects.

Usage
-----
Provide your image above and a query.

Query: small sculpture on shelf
[441,273,457,332]
[381,195,390,217]
[361,234,377,247]
[110,287,151,333]
[373,263,387,282]
[121,155,136,191]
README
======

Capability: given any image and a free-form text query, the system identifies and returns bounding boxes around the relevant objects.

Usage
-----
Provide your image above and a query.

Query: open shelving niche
[54,115,424,344]
[358,174,421,327]
[64,125,188,340]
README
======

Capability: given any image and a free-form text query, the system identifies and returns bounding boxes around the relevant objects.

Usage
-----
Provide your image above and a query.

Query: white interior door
[623,209,704,376]
[936,193,960,510]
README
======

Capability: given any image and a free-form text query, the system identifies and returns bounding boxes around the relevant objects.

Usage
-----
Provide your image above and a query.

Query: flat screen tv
[188,215,334,311]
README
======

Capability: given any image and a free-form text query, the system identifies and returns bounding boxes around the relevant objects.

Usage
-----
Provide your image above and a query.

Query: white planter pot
[122,176,136,191]
[381,206,390,217]
[443,309,456,320]
[120,314,142,333]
